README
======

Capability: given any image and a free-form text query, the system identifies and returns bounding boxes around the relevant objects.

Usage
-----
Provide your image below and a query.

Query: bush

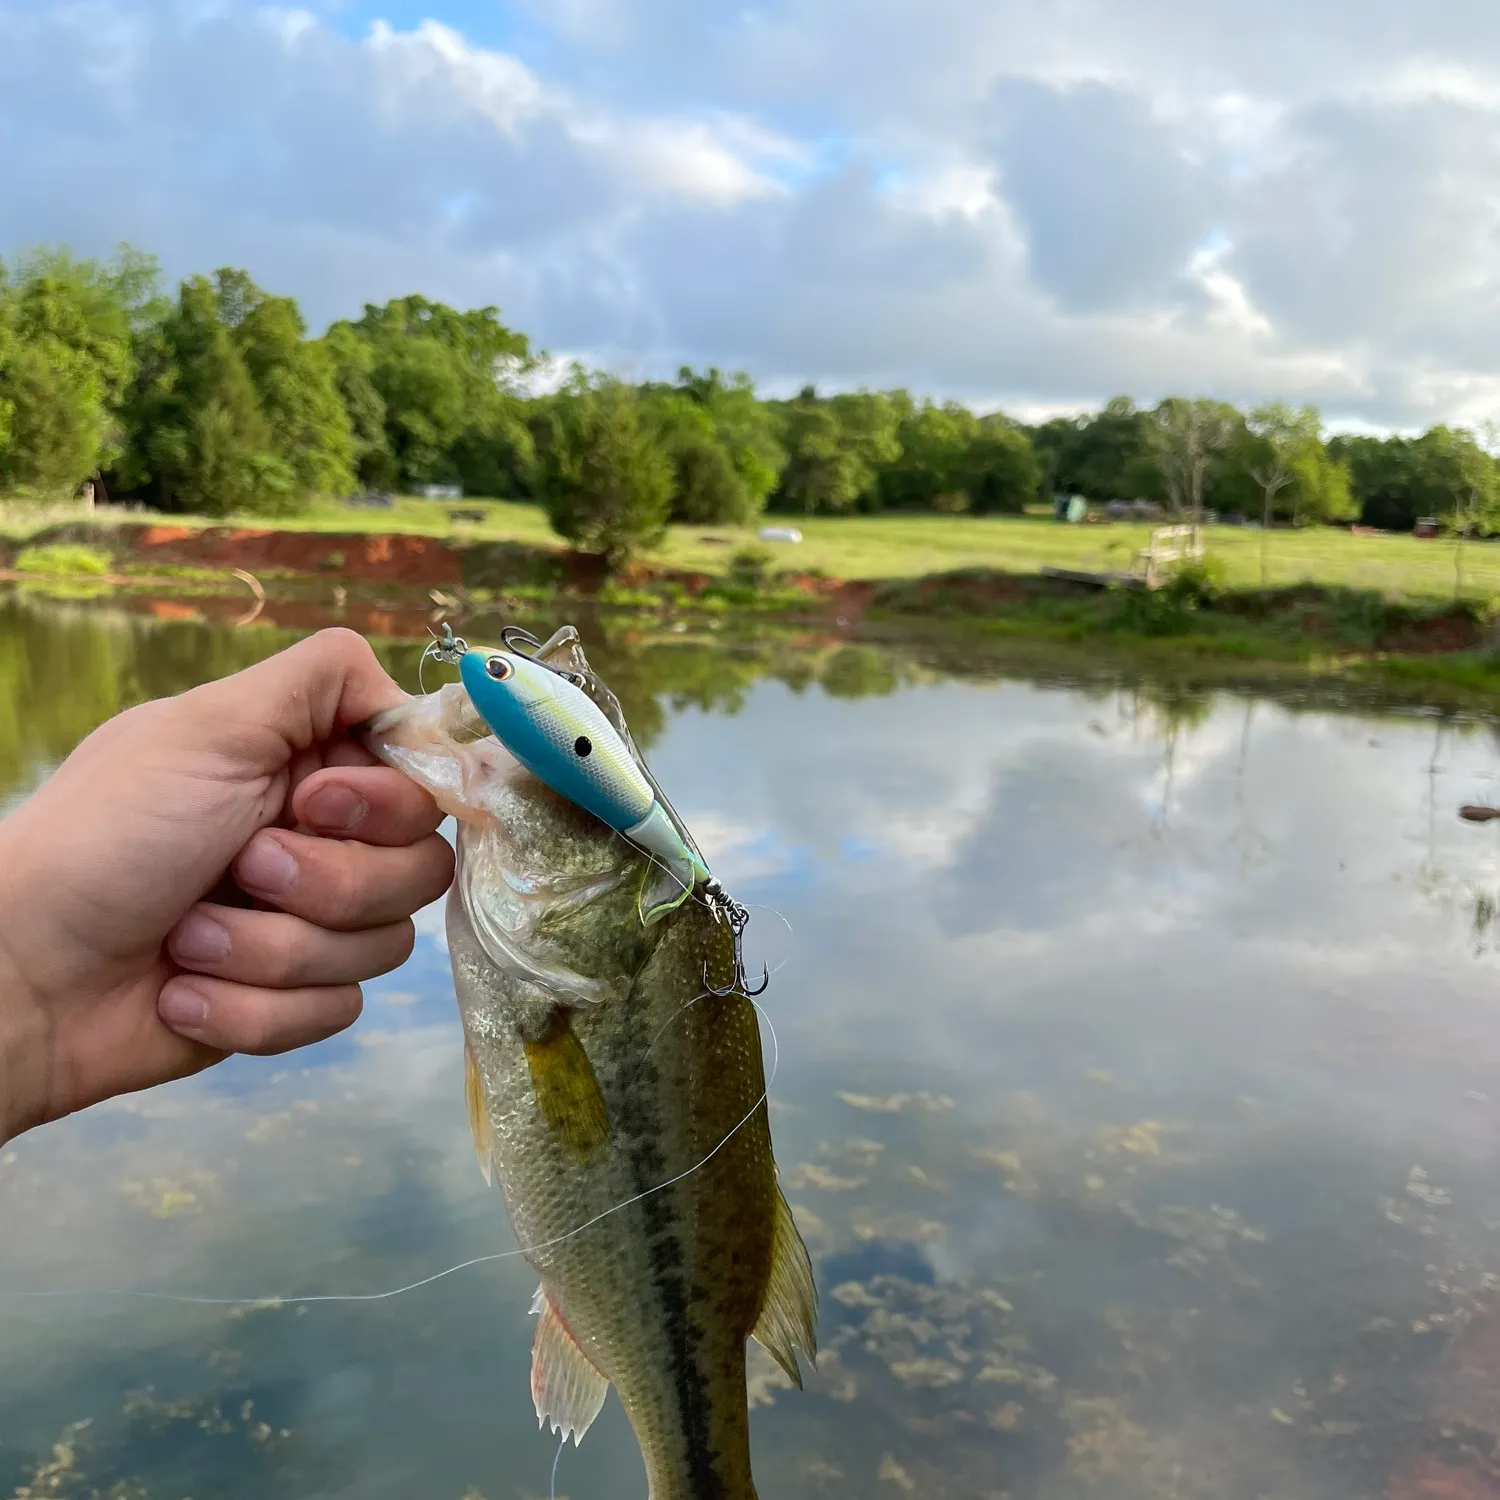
[727,545,773,587]
[13,543,112,576]
[1111,556,1226,636]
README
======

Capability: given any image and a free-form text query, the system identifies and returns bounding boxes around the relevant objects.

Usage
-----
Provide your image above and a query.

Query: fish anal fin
[463,1042,493,1187]
[531,1285,610,1445]
[522,1013,610,1164]
[750,1187,819,1388]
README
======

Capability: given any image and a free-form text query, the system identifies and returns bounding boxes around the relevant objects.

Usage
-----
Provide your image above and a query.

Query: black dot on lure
[574,736,592,758]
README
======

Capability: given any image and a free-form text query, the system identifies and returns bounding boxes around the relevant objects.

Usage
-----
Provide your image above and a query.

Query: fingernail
[170,911,230,965]
[304,783,369,833]
[159,982,210,1032]
[236,834,299,895]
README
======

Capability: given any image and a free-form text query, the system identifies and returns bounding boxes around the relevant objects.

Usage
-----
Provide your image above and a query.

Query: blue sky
[5,0,1500,429]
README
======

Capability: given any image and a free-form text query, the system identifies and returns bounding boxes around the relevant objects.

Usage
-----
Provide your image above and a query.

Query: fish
[362,625,816,1500]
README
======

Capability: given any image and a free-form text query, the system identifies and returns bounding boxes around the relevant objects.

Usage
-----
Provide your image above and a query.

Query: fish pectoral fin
[522,1015,611,1164]
[637,860,694,927]
[750,1187,819,1388]
[530,1286,610,1445]
[463,1042,494,1187]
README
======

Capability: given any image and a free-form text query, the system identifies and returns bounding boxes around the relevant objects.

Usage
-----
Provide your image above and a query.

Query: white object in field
[758,526,803,543]
[420,483,463,500]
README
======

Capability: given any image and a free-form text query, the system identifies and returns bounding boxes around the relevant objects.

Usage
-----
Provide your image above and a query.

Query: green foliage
[232,280,355,497]
[773,387,901,514]
[965,417,1043,514]
[648,368,784,525]
[727,544,774,587]
[1030,396,1160,503]
[533,375,673,568]
[13,542,111,575]
[1331,426,1500,532]
[1112,557,1227,636]
[0,246,153,492]
[116,274,295,515]
[327,296,534,496]
[4,237,1499,562]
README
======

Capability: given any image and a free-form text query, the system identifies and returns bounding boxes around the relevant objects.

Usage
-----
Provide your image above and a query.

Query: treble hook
[427,622,468,661]
[701,881,770,998]
[500,625,543,654]
[499,623,589,689]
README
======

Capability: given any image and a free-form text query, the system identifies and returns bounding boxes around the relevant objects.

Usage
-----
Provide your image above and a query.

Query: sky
[4,1,1500,430]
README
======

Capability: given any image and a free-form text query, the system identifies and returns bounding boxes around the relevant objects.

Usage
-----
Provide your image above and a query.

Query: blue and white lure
[429,623,767,997]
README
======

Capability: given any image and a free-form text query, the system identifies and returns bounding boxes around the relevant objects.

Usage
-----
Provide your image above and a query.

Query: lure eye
[574,736,592,758]
[485,655,513,682]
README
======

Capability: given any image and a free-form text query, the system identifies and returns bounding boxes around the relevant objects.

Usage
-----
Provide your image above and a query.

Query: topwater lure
[429,623,768,997]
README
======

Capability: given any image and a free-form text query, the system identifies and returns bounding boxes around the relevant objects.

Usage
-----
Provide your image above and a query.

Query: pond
[5,589,1500,1500]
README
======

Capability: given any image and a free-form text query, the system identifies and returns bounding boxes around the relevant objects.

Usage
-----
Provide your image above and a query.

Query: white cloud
[6,0,1500,423]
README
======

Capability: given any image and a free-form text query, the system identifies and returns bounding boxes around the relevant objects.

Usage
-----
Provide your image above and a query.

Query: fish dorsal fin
[530,1285,610,1445]
[521,1013,611,1164]
[463,1042,494,1187]
[750,1188,819,1387]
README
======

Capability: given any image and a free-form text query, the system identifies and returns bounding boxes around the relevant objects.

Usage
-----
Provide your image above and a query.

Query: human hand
[0,627,454,1146]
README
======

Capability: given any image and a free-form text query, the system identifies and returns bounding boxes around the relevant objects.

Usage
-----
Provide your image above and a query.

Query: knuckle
[311,626,373,667]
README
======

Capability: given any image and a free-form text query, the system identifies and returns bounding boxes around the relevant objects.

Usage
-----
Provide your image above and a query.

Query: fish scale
[364,638,815,1500]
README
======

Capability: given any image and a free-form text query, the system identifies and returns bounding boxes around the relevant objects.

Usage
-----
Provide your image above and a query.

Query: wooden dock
[1040,566,1141,589]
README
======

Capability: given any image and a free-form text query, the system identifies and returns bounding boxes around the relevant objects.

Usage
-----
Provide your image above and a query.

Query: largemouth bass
[363,627,815,1500]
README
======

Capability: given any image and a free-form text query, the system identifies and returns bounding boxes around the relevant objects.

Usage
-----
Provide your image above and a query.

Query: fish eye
[574,736,592,758]
[485,655,513,681]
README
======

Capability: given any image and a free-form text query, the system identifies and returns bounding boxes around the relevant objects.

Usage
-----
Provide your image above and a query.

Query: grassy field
[5,496,1500,601]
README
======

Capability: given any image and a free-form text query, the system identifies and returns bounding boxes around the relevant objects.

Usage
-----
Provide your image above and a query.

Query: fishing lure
[429,624,767,997]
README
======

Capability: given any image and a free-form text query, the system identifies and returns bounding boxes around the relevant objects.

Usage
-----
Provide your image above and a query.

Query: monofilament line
[11,999,779,1311]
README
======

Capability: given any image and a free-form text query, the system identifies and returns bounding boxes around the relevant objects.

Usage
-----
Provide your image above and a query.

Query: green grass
[6,493,1500,604]
[12,543,112,576]
[269,502,1500,600]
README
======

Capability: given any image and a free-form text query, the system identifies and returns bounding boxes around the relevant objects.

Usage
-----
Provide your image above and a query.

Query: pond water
[6,589,1500,1500]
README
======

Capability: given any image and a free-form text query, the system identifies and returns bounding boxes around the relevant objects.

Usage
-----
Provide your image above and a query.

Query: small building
[420,483,463,501]
[1414,516,1440,538]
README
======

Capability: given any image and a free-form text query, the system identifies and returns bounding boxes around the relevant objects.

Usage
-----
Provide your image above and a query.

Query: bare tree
[1153,398,1237,545]
[1248,402,1318,586]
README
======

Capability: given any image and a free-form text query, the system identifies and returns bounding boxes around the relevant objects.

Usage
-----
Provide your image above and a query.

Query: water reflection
[5,590,1500,1499]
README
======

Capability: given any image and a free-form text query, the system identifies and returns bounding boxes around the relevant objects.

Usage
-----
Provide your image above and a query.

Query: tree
[533,375,673,568]
[1028,397,1159,503]
[773,388,899,514]
[1152,397,1240,531]
[643,370,784,526]
[963,416,1043,514]
[1247,402,1316,582]
[882,399,979,510]
[321,324,391,489]
[672,367,784,522]
[232,280,355,498]
[0,246,151,494]
[328,296,533,494]
[115,275,293,515]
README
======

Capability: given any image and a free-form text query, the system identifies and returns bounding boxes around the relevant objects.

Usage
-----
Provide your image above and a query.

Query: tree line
[3,245,1498,562]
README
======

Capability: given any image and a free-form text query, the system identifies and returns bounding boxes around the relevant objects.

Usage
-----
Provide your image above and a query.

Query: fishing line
[549,1434,566,1500]
[10,1000,780,1312]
